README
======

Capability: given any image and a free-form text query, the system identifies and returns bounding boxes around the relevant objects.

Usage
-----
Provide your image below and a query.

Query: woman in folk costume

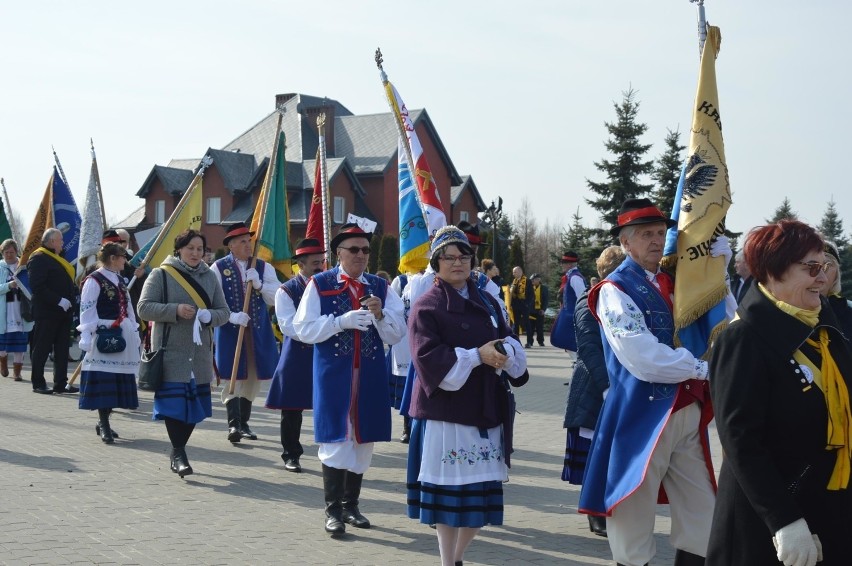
[137,230,230,477]
[0,239,33,381]
[407,225,529,566]
[76,243,141,443]
[707,220,852,566]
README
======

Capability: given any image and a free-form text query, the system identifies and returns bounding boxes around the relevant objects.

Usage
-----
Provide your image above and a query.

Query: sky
[1,1,849,242]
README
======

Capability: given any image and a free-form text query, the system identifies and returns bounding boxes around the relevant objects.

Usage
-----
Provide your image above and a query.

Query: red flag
[305,147,324,242]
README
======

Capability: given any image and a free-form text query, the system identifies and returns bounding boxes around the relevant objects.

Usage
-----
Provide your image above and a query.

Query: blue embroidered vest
[267,274,314,409]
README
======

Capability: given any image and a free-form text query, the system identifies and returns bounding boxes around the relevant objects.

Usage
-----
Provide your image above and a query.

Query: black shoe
[33,386,54,395]
[525,343,531,349]
[342,506,370,529]
[170,450,178,474]
[399,431,410,444]
[240,423,257,440]
[95,423,119,440]
[227,426,242,443]
[325,513,345,536]
[173,448,193,478]
[54,385,79,394]
[96,423,115,444]
[588,515,607,537]
[538,342,545,347]
[283,458,302,473]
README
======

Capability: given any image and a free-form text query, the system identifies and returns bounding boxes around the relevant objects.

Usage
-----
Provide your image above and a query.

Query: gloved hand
[337,309,373,332]
[58,297,72,311]
[812,534,823,563]
[773,518,818,566]
[78,332,94,352]
[197,309,212,324]
[710,235,733,268]
[245,268,262,290]
[229,311,250,327]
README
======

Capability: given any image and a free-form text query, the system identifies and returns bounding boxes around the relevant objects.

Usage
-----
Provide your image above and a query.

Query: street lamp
[482,197,503,269]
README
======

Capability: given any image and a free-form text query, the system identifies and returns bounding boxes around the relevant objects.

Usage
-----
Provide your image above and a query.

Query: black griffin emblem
[680,152,718,213]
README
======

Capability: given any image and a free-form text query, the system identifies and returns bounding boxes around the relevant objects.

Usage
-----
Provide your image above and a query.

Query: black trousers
[30,316,72,390]
[511,302,530,338]
[528,312,545,345]
[280,409,304,460]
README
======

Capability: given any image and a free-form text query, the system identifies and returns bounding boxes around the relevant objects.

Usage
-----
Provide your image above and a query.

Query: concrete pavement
[0,343,721,565]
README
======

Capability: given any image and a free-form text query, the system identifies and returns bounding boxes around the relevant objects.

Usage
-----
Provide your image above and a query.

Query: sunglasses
[339,246,371,255]
[797,260,834,277]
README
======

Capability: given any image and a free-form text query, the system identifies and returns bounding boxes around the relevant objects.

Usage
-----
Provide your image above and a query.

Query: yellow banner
[20,174,54,266]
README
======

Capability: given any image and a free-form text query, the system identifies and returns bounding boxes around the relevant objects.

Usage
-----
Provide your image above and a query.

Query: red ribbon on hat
[617,206,666,227]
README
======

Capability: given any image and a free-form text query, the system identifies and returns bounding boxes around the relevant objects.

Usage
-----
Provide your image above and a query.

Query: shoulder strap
[161,264,212,308]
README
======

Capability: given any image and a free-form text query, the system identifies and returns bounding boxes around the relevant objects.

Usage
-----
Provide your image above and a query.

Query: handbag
[20,292,34,323]
[137,271,170,391]
[96,325,127,354]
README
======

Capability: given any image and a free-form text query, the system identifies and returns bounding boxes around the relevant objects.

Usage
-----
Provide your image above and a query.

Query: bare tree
[512,197,539,269]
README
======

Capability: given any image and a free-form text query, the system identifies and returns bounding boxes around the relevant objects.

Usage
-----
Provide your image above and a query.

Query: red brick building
[134,93,486,255]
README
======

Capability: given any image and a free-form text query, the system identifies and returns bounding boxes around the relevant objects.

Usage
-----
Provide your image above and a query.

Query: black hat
[101,229,122,244]
[223,222,255,245]
[560,250,579,263]
[610,198,676,236]
[330,223,373,251]
[292,238,326,259]
[825,241,841,263]
[457,220,484,246]
[530,273,542,280]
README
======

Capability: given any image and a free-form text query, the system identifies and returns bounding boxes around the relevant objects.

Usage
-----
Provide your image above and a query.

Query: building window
[333,196,346,224]
[206,197,221,224]
[459,211,469,222]
[154,200,165,224]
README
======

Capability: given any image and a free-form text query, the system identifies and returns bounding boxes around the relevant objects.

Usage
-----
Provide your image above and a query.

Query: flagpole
[690,0,708,56]
[0,178,18,242]
[317,112,332,266]
[227,109,285,395]
[51,146,71,190]
[127,155,213,290]
[375,48,431,231]
[90,139,107,228]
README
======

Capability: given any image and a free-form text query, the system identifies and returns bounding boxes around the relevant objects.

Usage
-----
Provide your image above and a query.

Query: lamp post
[482,197,503,269]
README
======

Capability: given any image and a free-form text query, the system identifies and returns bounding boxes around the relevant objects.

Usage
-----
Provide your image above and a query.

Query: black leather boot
[173,447,193,478]
[588,514,607,537]
[280,410,303,472]
[400,416,411,444]
[169,448,178,473]
[225,398,241,443]
[239,397,257,440]
[96,409,114,444]
[341,471,370,528]
[674,549,705,566]
[322,464,346,536]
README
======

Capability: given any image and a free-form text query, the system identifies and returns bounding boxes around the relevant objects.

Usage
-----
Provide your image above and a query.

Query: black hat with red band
[330,223,373,251]
[223,222,255,245]
[292,238,326,259]
[610,198,676,237]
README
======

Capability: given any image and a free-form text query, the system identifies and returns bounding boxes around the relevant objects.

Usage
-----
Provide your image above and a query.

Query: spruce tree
[368,233,381,273]
[560,208,599,282]
[378,234,399,277]
[650,127,686,216]
[818,198,852,293]
[585,87,655,239]
[766,197,798,223]
[507,236,525,273]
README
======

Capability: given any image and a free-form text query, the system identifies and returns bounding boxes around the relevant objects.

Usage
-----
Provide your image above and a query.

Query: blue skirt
[561,428,592,484]
[0,330,28,352]
[79,370,139,410]
[387,349,406,410]
[152,379,212,424]
[406,418,504,527]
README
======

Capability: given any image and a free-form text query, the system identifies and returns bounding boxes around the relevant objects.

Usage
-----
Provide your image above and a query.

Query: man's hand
[360,295,384,321]
[337,310,373,332]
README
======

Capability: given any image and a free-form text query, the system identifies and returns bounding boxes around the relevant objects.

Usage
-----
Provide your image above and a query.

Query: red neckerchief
[653,271,674,311]
[340,273,364,308]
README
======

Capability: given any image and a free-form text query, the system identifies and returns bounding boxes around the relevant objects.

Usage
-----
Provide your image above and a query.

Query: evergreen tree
[560,208,599,283]
[818,198,852,294]
[766,197,798,223]
[485,215,514,274]
[650,127,686,216]
[585,87,655,238]
[507,236,525,273]
[368,233,381,273]
[378,234,399,278]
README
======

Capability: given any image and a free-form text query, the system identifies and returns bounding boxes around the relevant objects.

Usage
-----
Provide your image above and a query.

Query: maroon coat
[408,277,527,462]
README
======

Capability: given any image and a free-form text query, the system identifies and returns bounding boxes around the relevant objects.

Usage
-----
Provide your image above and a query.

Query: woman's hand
[177,303,197,320]
[479,339,509,370]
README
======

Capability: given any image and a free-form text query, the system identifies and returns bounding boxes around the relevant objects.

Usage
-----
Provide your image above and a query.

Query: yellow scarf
[513,276,527,299]
[34,247,75,282]
[759,283,852,489]
[533,285,541,310]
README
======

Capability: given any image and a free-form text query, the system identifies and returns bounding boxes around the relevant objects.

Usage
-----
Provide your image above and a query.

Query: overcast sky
[1,1,848,241]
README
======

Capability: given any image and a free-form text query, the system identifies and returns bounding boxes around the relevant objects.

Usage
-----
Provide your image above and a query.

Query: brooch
[223,269,232,277]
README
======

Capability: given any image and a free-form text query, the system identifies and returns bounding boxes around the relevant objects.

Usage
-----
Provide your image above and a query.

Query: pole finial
[375,47,384,71]
[317,111,327,130]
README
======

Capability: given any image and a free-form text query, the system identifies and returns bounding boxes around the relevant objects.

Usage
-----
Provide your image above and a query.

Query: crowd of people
[6,203,851,565]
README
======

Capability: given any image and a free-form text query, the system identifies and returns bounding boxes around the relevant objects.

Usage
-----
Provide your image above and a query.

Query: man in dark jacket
[510,266,533,340]
[27,228,79,394]
[527,273,549,347]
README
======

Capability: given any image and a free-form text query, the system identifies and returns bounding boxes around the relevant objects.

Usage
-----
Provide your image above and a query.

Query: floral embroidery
[602,301,647,337]
[442,440,503,465]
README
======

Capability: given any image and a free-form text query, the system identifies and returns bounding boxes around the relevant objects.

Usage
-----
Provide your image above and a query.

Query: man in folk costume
[550,251,586,355]
[293,223,406,536]
[28,228,80,394]
[211,222,280,443]
[265,238,326,473]
[579,199,728,566]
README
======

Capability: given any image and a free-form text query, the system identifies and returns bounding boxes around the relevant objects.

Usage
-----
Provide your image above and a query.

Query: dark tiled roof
[136,165,195,197]
[301,157,366,198]
[206,148,258,195]
[333,109,424,175]
[450,175,487,211]
[111,205,146,230]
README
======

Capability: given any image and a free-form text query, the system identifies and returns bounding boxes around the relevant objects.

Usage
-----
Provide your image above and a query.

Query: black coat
[563,290,608,429]
[706,284,852,565]
[27,251,78,321]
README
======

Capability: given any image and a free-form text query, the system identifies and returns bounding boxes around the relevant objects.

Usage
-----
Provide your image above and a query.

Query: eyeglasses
[797,260,834,277]
[339,246,371,255]
[440,254,473,265]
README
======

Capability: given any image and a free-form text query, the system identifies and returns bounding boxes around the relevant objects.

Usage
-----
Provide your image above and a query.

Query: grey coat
[137,256,230,385]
